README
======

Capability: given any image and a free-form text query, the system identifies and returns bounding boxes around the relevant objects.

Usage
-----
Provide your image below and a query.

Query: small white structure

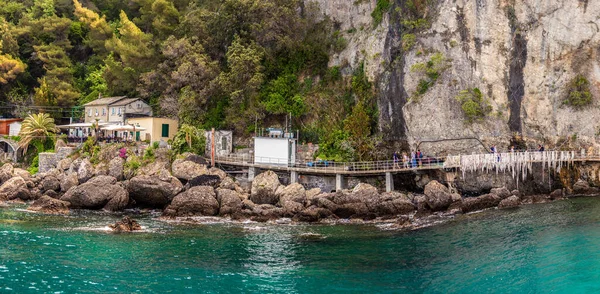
[8,122,21,136]
[254,137,297,165]
[205,130,233,157]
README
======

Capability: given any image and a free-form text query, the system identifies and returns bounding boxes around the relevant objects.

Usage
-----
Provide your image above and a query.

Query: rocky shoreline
[0,152,598,231]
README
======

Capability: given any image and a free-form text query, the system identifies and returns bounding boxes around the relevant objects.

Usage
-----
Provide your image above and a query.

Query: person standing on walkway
[393,151,400,169]
[538,144,545,152]
[403,152,409,168]
[417,149,423,167]
[411,152,417,168]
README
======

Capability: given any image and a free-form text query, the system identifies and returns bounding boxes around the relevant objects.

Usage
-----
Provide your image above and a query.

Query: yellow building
[127,117,179,143]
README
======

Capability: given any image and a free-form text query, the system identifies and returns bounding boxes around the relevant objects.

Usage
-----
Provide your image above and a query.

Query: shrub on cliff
[564,75,592,109]
[456,88,492,123]
[171,124,205,156]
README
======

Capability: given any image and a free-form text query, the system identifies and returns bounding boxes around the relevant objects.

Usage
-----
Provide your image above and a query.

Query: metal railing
[213,153,447,174]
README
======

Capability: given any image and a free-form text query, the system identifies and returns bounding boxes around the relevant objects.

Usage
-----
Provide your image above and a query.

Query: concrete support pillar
[385,172,394,192]
[336,174,346,191]
[248,167,257,181]
[290,171,299,184]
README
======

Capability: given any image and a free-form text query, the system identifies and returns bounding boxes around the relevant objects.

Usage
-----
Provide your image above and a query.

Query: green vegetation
[410,52,450,98]
[402,34,416,51]
[564,75,593,109]
[18,113,58,153]
[371,0,391,27]
[171,124,205,156]
[456,88,492,123]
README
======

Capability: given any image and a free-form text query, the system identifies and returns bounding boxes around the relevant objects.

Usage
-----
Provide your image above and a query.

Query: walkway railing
[213,149,600,175]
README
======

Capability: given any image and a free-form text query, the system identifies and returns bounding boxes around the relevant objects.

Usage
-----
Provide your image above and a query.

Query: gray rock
[171,158,208,181]
[77,158,94,183]
[128,175,183,208]
[56,157,73,171]
[276,183,307,216]
[108,157,125,181]
[0,163,14,184]
[293,206,333,222]
[423,180,453,211]
[216,188,243,216]
[498,195,521,209]
[0,176,31,201]
[490,187,511,199]
[41,176,60,193]
[164,186,219,217]
[250,171,281,205]
[61,175,128,211]
[60,173,79,193]
[461,194,501,213]
[549,189,564,200]
[27,195,70,214]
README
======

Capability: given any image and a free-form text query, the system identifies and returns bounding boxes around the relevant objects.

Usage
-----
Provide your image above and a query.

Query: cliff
[310,0,600,155]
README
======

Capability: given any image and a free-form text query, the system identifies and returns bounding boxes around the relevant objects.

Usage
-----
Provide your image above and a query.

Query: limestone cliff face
[310,0,600,155]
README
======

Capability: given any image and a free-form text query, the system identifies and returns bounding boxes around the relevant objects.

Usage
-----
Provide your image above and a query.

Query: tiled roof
[109,98,140,106]
[83,96,127,106]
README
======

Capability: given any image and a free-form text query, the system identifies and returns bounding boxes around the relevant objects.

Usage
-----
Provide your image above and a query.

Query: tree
[564,74,593,109]
[33,44,80,106]
[344,102,373,160]
[73,0,113,56]
[455,88,492,123]
[0,41,26,84]
[171,124,205,155]
[18,113,59,153]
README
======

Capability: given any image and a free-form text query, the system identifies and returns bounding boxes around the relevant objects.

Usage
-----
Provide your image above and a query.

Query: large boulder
[208,168,227,180]
[276,183,307,216]
[216,188,243,216]
[128,174,183,208]
[461,194,502,213]
[77,158,94,183]
[137,161,171,176]
[13,168,31,180]
[572,179,599,195]
[498,196,521,209]
[250,171,281,205]
[60,176,129,211]
[27,195,70,214]
[108,157,125,180]
[164,186,219,217]
[41,176,61,193]
[374,192,416,215]
[56,157,73,171]
[171,158,208,181]
[250,204,283,222]
[423,180,453,211]
[60,173,79,193]
[293,206,333,222]
[0,177,31,201]
[0,163,14,183]
[490,187,512,199]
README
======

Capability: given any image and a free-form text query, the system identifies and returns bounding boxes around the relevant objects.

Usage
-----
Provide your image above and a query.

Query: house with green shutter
[127,117,178,143]
[83,96,153,124]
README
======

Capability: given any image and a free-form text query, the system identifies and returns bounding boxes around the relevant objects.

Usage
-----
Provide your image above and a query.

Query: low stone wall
[39,147,76,173]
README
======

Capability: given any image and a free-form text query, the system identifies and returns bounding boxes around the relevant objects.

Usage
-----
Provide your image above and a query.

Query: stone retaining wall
[39,147,76,173]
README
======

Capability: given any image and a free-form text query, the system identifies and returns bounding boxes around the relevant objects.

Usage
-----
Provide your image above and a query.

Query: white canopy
[101,125,146,131]
[57,122,112,129]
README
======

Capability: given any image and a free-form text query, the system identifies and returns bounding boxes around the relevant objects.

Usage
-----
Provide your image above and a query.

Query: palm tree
[18,113,59,153]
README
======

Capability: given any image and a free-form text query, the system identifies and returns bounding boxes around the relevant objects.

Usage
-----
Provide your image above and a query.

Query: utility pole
[211,128,215,167]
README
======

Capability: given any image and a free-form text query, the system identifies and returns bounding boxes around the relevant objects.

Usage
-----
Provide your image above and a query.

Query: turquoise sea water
[3,198,600,293]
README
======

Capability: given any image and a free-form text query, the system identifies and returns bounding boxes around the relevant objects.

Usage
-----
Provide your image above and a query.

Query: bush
[564,75,593,109]
[402,33,416,51]
[371,0,391,26]
[171,124,206,155]
[456,88,492,123]
[28,155,39,175]
[410,52,450,98]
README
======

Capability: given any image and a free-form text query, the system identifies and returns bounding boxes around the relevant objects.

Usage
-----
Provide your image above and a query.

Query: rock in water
[461,194,502,213]
[128,175,183,208]
[423,180,453,211]
[498,196,521,209]
[0,177,31,201]
[163,186,219,217]
[77,158,94,183]
[109,216,142,232]
[250,171,281,205]
[108,157,125,181]
[27,195,70,214]
[60,176,129,211]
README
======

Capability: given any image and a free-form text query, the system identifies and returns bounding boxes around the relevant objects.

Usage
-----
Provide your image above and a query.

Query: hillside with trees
[0,0,379,161]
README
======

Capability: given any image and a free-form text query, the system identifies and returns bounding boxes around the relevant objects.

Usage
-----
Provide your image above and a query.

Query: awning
[57,122,98,128]
[101,125,146,131]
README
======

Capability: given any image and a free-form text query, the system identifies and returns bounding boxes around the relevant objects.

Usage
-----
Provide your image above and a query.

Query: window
[112,108,115,115]
[137,103,141,109]
[88,109,92,117]
[221,137,228,151]
[94,108,98,116]
[129,104,132,109]
[161,124,169,137]
[118,108,121,115]
[102,108,105,116]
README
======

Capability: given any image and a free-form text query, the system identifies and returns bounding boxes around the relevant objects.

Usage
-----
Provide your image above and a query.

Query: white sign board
[254,137,290,165]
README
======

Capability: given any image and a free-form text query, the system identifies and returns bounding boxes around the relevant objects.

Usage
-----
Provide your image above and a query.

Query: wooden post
[211,128,215,167]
